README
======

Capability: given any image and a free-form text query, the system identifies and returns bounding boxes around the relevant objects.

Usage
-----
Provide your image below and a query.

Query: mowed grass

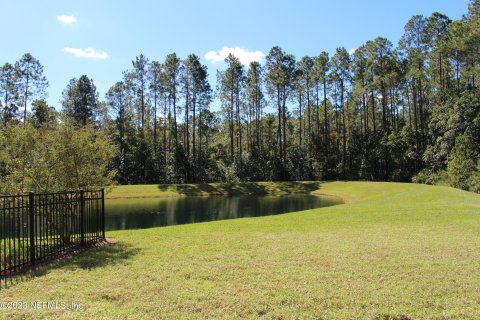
[0,182,479,319]
[106,181,324,198]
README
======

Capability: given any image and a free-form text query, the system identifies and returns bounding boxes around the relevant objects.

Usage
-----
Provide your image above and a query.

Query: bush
[447,134,478,191]
[468,160,480,193]
[0,122,116,194]
[412,169,448,186]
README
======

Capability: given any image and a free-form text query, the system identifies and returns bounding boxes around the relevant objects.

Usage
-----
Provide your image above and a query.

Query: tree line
[1,0,479,193]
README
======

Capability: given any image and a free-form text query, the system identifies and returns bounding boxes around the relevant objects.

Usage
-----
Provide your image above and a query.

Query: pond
[105,194,341,231]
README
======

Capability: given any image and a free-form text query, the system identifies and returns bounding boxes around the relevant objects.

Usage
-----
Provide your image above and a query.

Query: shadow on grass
[31,241,140,277]
[273,181,322,193]
[157,181,322,196]
[1,241,140,288]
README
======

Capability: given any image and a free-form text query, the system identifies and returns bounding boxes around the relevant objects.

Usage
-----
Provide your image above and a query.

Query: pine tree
[15,53,48,124]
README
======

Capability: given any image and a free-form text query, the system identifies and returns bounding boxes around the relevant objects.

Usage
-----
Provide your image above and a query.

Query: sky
[0,0,471,111]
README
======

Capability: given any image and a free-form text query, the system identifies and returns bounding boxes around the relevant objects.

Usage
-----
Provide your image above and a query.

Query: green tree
[313,52,330,144]
[245,61,264,151]
[131,54,149,129]
[296,56,313,145]
[183,54,210,166]
[265,46,296,170]
[15,53,48,124]
[217,54,244,163]
[106,81,138,184]
[31,99,57,127]
[399,15,429,168]
[164,53,182,149]
[62,75,100,126]
[148,60,164,157]
[331,47,351,178]
[0,63,19,124]
[426,12,452,102]
[352,45,369,134]
[447,134,478,191]
[0,122,116,194]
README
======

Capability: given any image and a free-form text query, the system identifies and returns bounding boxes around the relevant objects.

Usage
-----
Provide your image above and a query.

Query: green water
[105,195,341,231]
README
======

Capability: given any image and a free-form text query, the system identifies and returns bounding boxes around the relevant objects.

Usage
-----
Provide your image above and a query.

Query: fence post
[80,190,85,246]
[101,188,105,239]
[29,191,35,265]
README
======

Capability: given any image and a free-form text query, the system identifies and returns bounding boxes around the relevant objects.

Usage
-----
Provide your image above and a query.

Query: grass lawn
[0,182,479,319]
[105,181,326,198]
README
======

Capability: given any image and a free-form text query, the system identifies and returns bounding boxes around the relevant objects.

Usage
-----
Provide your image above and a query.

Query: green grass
[1,182,479,319]
[106,181,323,198]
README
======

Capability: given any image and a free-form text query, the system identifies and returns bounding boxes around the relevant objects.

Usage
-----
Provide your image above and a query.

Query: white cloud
[64,47,108,60]
[57,15,77,24]
[349,48,357,55]
[204,46,264,65]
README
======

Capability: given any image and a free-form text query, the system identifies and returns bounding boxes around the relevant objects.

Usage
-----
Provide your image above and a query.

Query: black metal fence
[0,189,105,287]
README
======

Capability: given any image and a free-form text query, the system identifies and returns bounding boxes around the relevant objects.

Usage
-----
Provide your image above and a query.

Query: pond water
[105,194,341,231]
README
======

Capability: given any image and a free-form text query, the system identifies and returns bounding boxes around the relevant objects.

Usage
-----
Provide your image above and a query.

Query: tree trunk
[299,93,302,145]
[23,74,29,124]
[192,94,196,162]
[277,86,282,164]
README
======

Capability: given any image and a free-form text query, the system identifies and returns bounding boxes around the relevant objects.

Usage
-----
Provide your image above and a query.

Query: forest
[0,0,479,193]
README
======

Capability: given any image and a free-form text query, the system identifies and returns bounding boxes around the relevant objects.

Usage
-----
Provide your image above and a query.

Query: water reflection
[105,195,340,231]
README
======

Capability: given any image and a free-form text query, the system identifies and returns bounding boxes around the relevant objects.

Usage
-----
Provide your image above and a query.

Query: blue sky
[0,0,470,110]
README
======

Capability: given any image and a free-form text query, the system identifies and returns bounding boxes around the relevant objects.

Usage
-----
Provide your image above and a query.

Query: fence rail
[0,189,105,287]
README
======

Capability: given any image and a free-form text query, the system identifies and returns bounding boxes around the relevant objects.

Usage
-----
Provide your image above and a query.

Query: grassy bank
[106,181,324,198]
[0,182,479,319]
